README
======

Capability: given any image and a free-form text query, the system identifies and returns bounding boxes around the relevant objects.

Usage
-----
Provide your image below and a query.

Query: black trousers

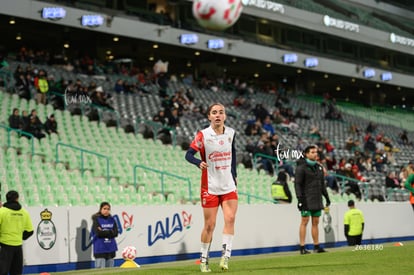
[347,235,362,246]
[0,243,23,275]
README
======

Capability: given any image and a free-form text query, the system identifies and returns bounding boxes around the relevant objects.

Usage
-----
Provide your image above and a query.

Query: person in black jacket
[295,145,331,255]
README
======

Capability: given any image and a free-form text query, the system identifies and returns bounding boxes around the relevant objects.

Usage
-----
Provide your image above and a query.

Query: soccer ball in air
[192,0,243,31]
[122,246,137,260]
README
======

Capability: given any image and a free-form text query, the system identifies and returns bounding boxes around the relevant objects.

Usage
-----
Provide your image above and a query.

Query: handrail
[327,172,369,201]
[0,124,35,155]
[133,164,192,201]
[238,191,274,204]
[252,153,280,173]
[135,119,177,147]
[80,103,121,130]
[55,142,110,184]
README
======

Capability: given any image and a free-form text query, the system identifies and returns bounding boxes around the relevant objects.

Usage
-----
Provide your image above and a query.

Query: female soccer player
[185,103,238,272]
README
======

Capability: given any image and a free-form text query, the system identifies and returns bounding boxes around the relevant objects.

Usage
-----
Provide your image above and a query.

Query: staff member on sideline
[294,145,331,254]
[404,163,414,212]
[344,200,365,246]
[91,201,118,268]
[0,190,34,275]
[185,103,238,272]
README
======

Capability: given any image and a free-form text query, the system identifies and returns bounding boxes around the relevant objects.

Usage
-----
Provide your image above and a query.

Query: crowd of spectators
[8,107,58,140]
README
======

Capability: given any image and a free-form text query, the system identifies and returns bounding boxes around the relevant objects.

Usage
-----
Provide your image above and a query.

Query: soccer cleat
[300,248,311,255]
[219,256,229,271]
[314,247,327,253]
[200,262,211,273]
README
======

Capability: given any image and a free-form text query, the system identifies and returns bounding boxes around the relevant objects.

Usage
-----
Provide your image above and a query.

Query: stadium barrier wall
[23,202,414,273]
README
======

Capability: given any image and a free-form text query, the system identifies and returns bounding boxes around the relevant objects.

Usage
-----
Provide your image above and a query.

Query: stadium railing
[133,164,193,202]
[0,124,35,155]
[55,142,110,185]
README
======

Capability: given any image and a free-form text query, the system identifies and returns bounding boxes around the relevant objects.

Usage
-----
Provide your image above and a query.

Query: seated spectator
[15,72,31,99]
[360,157,373,172]
[309,126,322,139]
[44,114,58,135]
[324,138,335,156]
[398,130,412,145]
[345,137,356,151]
[262,115,275,136]
[363,132,376,153]
[152,109,168,126]
[325,98,342,120]
[349,124,361,136]
[295,108,310,119]
[271,171,292,204]
[244,119,263,137]
[91,86,114,110]
[366,122,377,133]
[252,103,269,123]
[385,171,402,189]
[21,110,30,131]
[8,108,22,129]
[25,114,45,140]
[254,140,275,176]
[337,163,362,200]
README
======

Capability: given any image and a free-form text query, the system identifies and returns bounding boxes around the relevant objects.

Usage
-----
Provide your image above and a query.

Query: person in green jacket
[0,190,34,275]
[404,163,414,212]
[344,200,364,246]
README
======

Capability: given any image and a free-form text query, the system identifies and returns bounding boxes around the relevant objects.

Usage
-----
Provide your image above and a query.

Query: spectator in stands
[44,114,58,135]
[114,79,124,93]
[271,171,292,204]
[338,163,362,200]
[254,139,275,176]
[20,110,30,131]
[309,126,322,140]
[345,137,355,151]
[0,77,5,92]
[399,166,408,184]
[363,132,376,153]
[385,171,402,189]
[372,151,386,172]
[295,108,310,119]
[8,108,22,130]
[15,72,31,99]
[360,157,373,172]
[152,109,168,126]
[262,115,275,136]
[91,86,114,110]
[34,69,49,104]
[167,107,180,128]
[244,118,263,137]
[252,103,269,123]
[270,110,283,126]
[349,124,361,136]
[398,130,412,146]
[366,122,377,133]
[25,111,45,140]
[324,138,335,157]
[91,202,118,268]
[324,98,342,120]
